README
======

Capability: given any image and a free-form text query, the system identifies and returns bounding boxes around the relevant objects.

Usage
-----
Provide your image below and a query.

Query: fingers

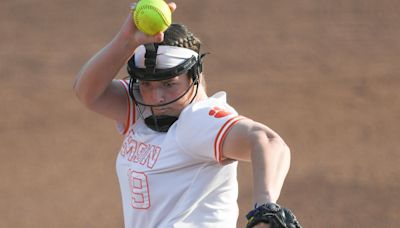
[151,32,164,43]
[130,2,137,10]
[168,2,177,12]
[131,1,175,12]
[128,1,173,43]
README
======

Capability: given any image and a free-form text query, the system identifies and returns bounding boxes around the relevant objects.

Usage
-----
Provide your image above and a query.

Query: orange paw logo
[208,106,231,118]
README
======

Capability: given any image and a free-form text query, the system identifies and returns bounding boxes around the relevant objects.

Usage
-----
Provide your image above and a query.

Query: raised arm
[73,4,175,123]
[222,118,290,205]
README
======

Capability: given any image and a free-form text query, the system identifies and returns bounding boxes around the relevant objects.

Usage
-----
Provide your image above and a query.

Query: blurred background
[1,0,399,227]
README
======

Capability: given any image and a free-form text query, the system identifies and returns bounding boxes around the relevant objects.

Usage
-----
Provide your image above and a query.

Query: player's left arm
[222,118,290,205]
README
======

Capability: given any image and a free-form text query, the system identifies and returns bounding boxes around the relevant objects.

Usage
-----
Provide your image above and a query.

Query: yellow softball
[133,0,172,35]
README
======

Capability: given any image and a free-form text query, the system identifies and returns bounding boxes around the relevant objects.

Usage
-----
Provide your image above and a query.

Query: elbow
[72,79,82,102]
[73,79,86,104]
[271,135,291,163]
[280,139,291,157]
[72,78,96,109]
[272,138,291,167]
[75,92,97,110]
[251,124,291,161]
[72,74,83,100]
[282,142,291,166]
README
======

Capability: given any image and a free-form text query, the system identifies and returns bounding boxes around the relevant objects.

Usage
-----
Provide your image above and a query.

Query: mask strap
[144,44,158,75]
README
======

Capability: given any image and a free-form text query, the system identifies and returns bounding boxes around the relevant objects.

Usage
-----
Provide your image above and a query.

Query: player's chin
[152,108,173,116]
[253,223,271,228]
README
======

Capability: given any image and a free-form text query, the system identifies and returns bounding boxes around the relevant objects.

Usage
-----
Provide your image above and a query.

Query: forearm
[251,131,291,205]
[73,31,139,106]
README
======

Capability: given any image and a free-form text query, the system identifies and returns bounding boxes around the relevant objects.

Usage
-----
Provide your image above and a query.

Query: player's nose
[151,87,166,104]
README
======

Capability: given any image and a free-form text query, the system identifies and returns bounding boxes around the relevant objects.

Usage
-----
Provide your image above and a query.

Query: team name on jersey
[119,131,161,169]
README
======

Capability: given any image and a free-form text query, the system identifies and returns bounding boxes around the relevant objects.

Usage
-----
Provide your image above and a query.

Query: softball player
[74,2,300,228]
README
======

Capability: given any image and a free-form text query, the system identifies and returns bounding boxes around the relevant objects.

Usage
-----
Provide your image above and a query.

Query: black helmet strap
[143,43,158,75]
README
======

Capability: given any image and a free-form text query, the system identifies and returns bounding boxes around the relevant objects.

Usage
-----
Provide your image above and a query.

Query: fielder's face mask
[127,43,206,132]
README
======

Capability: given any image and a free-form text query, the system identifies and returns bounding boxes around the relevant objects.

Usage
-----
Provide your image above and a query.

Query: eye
[140,81,151,87]
[163,81,176,88]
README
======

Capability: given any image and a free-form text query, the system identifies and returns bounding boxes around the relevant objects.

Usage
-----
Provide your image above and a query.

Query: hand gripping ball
[133,0,172,35]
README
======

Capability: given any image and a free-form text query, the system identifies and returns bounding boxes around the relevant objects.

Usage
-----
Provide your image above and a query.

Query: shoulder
[173,92,246,162]
[180,91,236,119]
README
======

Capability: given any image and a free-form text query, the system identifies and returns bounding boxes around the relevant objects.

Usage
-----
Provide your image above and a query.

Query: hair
[161,24,202,53]
[160,23,206,89]
[126,24,206,89]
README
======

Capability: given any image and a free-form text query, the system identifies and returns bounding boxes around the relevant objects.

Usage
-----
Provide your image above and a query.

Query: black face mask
[127,43,206,133]
[142,82,199,133]
[144,115,179,132]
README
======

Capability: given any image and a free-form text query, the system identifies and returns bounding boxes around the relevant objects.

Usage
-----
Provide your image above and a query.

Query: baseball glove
[246,203,301,228]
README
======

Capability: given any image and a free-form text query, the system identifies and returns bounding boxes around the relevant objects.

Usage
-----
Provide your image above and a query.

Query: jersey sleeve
[174,92,246,163]
[115,79,137,135]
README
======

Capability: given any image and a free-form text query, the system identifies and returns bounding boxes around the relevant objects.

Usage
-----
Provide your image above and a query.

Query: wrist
[254,191,277,206]
[114,13,141,50]
[116,29,139,47]
[111,31,140,56]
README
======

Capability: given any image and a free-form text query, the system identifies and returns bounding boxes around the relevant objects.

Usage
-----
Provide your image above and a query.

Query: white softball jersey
[116,80,246,228]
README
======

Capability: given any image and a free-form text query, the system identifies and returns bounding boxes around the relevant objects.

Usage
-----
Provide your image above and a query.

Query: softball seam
[134,5,170,33]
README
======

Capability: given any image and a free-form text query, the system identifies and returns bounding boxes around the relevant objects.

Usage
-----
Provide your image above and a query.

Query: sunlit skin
[139,74,202,116]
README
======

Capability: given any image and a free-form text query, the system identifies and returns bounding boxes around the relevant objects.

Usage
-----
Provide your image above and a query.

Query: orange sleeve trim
[118,80,131,135]
[214,116,246,162]
[120,80,136,127]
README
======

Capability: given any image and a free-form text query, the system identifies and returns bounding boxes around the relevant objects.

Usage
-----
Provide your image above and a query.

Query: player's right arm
[73,4,175,122]
[73,13,139,123]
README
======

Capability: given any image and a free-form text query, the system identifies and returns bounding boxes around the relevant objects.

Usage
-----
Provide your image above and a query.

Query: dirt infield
[1,0,399,227]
